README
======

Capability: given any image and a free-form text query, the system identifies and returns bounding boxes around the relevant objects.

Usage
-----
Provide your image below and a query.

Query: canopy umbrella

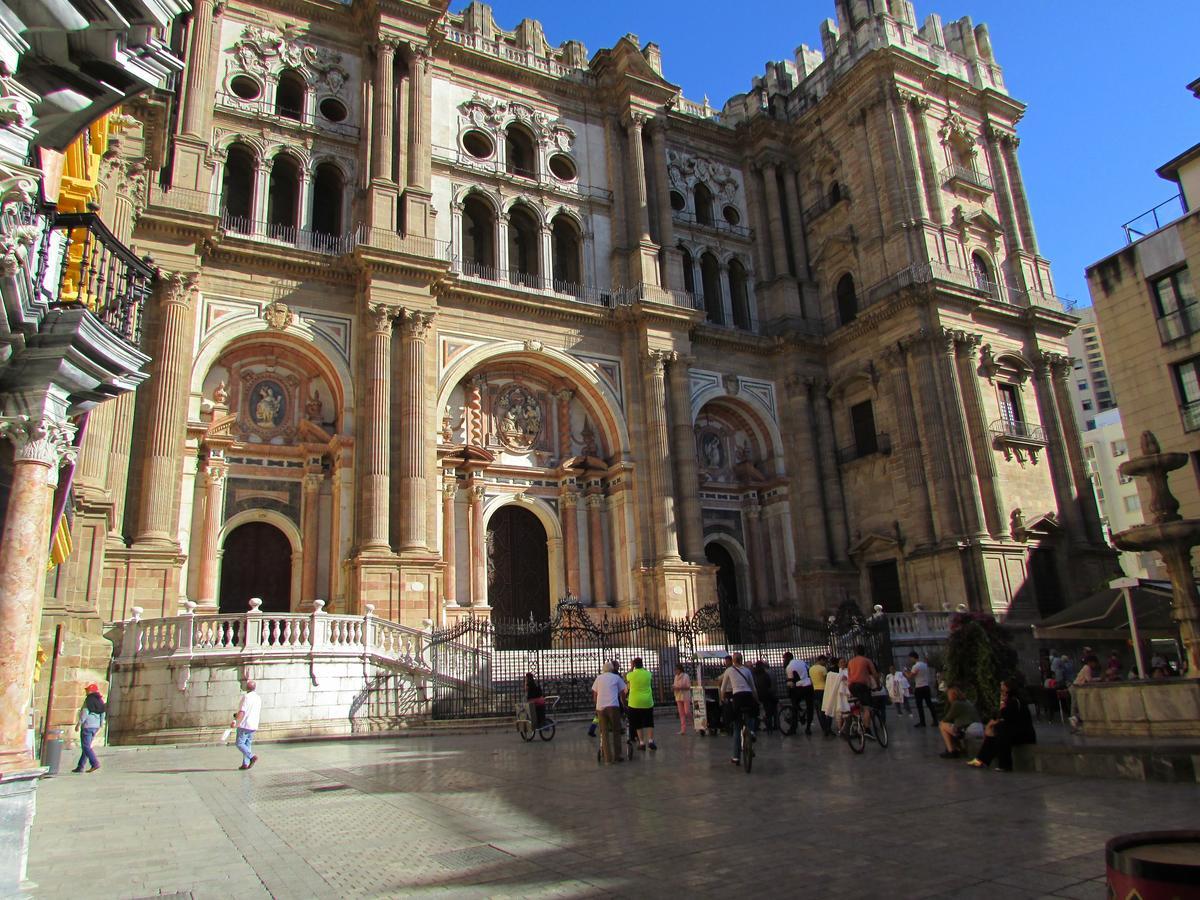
[1032,580,1177,641]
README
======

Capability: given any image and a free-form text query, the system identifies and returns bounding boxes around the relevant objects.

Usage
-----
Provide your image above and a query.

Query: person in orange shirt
[845,645,881,733]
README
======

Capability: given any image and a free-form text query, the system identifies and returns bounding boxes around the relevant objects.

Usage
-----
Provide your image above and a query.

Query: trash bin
[41,728,64,776]
[1106,831,1200,900]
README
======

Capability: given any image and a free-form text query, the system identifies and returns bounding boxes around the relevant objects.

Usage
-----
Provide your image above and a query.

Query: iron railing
[804,186,851,223]
[146,184,220,215]
[989,418,1049,443]
[940,163,993,192]
[1123,195,1185,244]
[426,599,892,720]
[214,91,361,139]
[219,212,357,255]
[37,209,155,346]
[672,208,752,238]
[1156,305,1200,344]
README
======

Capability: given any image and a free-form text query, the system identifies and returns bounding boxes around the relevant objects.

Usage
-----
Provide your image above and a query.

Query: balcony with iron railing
[214,91,361,139]
[671,208,752,239]
[219,212,358,255]
[990,417,1049,464]
[430,144,613,202]
[1156,305,1200,344]
[855,260,1077,319]
[940,163,993,194]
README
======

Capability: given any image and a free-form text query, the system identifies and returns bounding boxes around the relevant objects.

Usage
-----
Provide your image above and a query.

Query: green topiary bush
[944,612,1019,719]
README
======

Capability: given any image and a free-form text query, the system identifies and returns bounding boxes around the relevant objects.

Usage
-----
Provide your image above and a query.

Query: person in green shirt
[938,686,982,758]
[626,657,657,751]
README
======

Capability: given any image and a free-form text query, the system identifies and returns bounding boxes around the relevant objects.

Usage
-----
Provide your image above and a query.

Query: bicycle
[835,697,889,754]
[516,695,559,742]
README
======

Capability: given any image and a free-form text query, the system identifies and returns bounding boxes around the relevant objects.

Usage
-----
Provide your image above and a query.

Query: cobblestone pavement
[27,716,1200,899]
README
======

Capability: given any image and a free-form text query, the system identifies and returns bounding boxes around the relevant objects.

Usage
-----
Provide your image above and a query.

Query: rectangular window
[1096,486,1105,503]
[1123,494,1141,513]
[1153,267,1199,343]
[1173,356,1200,432]
[850,400,877,457]
[1077,381,1088,391]
[1073,359,1084,370]
[1085,418,1096,430]
[1082,399,1094,411]
[1084,445,1096,460]
[998,383,1024,430]
[1111,440,1127,457]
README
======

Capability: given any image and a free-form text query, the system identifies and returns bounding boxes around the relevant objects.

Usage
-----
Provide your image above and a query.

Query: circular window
[723,205,741,226]
[462,130,495,160]
[229,75,261,101]
[670,190,686,212]
[548,153,577,182]
[319,97,347,123]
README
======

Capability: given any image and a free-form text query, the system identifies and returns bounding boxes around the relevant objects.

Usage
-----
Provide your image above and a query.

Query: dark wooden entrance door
[705,542,740,642]
[487,505,550,623]
[219,522,292,613]
[1031,546,1065,618]
[868,560,904,613]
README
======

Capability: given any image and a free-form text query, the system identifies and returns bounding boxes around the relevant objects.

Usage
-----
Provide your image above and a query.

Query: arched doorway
[219,522,292,613]
[705,541,741,642]
[487,505,550,625]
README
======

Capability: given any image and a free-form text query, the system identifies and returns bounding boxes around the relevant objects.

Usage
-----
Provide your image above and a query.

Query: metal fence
[426,600,892,720]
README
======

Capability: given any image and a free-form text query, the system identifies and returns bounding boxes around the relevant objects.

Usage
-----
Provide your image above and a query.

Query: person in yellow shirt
[809,654,832,736]
[626,657,657,751]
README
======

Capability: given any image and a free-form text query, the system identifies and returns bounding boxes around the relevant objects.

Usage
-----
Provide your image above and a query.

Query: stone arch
[704,531,752,609]
[689,386,784,467]
[215,133,267,162]
[971,249,996,291]
[502,195,548,227]
[694,394,782,481]
[481,494,564,608]
[435,342,630,456]
[836,271,858,325]
[217,508,303,612]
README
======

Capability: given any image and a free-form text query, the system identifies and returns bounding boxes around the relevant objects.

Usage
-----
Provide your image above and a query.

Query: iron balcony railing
[671,208,752,238]
[453,258,614,307]
[940,163,993,193]
[214,91,361,139]
[857,260,1078,316]
[989,418,1048,444]
[219,212,357,255]
[1182,400,1200,434]
[430,144,614,202]
[1156,305,1200,344]
[1123,195,1185,244]
[36,209,155,346]
[146,184,221,215]
[804,186,851,224]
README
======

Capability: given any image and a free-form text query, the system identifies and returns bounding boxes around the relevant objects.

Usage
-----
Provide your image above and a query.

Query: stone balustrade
[885,610,953,641]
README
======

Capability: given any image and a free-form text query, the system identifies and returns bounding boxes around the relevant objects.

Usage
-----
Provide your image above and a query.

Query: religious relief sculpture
[495,383,543,452]
[253,382,285,428]
[237,371,299,441]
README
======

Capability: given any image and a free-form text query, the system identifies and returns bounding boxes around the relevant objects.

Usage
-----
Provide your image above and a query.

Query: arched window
[972,252,994,293]
[462,194,496,277]
[311,162,343,242]
[829,180,843,206]
[221,142,255,233]
[505,124,536,178]
[266,153,301,241]
[680,246,695,296]
[275,69,306,120]
[729,259,751,330]
[836,273,857,326]
[551,213,582,290]
[694,182,714,226]
[508,203,540,286]
[701,252,723,325]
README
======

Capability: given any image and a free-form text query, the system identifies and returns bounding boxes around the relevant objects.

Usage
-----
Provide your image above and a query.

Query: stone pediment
[591,36,679,102]
[847,531,900,560]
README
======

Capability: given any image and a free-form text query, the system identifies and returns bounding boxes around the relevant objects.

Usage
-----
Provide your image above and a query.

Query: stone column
[468,483,487,606]
[745,496,768,604]
[744,164,773,279]
[360,304,399,551]
[781,166,810,278]
[406,43,433,192]
[935,328,988,540]
[398,309,434,551]
[441,477,458,605]
[893,89,927,220]
[879,346,935,547]
[372,39,396,182]
[1002,136,1039,256]
[759,160,792,279]
[301,471,323,606]
[644,350,680,561]
[984,127,1022,254]
[1049,355,1105,545]
[954,333,1006,540]
[909,332,960,539]
[813,385,849,562]
[648,119,681,290]
[586,492,609,606]
[179,0,220,138]
[194,450,228,610]
[561,489,581,600]
[136,273,199,544]
[623,112,653,247]
[467,376,484,447]
[667,356,704,561]
[911,97,945,225]
[784,376,831,566]
[107,392,136,536]
[0,402,75,769]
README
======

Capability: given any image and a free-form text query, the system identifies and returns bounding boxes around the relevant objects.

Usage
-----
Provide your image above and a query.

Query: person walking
[592,662,627,764]
[626,657,657,751]
[672,663,692,735]
[907,651,937,727]
[232,679,262,770]
[72,683,106,773]
[810,654,832,736]
[753,660,778,733]
[718,652,759,765]
[784,651,815,735]
[886,665,911,716]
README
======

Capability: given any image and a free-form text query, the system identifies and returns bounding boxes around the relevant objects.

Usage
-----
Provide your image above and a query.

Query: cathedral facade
[44,0,1117,675]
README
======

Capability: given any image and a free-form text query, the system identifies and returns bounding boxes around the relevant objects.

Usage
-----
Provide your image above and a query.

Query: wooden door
[219,522,292,613]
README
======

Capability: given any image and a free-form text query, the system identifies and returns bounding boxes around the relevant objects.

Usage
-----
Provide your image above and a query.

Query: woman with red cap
[72,683,106,773]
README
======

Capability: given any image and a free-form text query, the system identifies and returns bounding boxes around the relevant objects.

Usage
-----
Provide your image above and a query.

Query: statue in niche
[305,389,322,422]
[253,382,285,428]
[702,433,723,469]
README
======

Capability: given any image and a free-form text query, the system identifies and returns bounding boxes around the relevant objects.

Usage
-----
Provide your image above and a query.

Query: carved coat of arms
[495,383,543,452]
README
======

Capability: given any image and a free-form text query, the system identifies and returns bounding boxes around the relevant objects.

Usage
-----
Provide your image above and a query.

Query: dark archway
[836,273,858,326]
[275,69,305,120]
[705,541,740,642]
[551,213,582,290]
[1031,546,1065,618]
[694,182,714,225]
[507,203,540,286]
[219,522,292,614]
[311,162,343,239]
[729,259,751,329]
[487,505,550,626]
[700,252,723,325]
[462,194,496,277]
[266,153,301,239]
[221,143,255,232]
[505,123,536,178]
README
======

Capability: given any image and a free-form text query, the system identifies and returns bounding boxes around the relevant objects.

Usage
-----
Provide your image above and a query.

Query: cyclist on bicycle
[718,652,759,766]
[846,645,881,734]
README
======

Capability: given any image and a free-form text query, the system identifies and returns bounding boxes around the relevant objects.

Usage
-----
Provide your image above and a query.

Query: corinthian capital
[647,349,675,375]
[367,303,400,334]
[399,308,436,339]
[161,271,200,307]
[0,416,77,482]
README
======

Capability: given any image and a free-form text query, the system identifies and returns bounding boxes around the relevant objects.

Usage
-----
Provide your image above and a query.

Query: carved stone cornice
[0,416,77,479]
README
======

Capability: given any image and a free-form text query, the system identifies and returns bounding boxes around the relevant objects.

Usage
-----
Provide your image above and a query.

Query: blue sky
[455,1,1200,309]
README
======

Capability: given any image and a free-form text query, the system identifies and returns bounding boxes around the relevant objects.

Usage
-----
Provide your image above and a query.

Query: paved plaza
[26,719,1200,899]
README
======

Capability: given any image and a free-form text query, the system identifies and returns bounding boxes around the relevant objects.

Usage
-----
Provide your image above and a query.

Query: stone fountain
[1069,431,1200,738]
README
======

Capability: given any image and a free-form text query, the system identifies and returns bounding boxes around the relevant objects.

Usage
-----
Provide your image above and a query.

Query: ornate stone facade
[48,0,1117,661]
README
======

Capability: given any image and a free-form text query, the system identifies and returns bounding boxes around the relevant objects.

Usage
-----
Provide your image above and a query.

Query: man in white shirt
[906,652,937,727]
[783,651,815,735]
[592,662,627,764]
[718,652,759,765]
[233,680,263,770]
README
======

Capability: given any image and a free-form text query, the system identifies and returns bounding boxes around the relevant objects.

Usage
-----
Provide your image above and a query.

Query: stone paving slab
[26,720,1199,898]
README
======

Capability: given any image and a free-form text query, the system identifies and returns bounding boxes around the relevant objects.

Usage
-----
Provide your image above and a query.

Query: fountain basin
[1115,521,1200,552]
[1119,452,1188,479]
[1074,679,1200,738]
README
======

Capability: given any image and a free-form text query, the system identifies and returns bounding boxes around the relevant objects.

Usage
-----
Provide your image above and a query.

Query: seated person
[967,679,1037,771]
[938,686,982,759]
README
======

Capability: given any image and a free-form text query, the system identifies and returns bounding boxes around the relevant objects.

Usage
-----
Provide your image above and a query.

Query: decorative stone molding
[722,374,740,396]
[228,24,350,96]
[457,93,575,151]
[162,271,201,307]
[666,148,741,207]
[399,308,435,338]
[262,300,294,330]
[367,304,400,334]
[0,416,78,480]
[953,330,982,357]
